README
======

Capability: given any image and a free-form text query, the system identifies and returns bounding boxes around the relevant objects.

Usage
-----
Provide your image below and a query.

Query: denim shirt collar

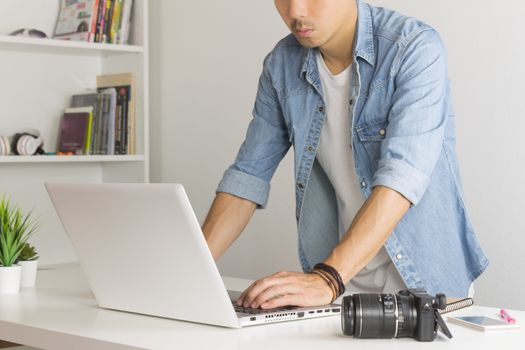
[300,0,375,83]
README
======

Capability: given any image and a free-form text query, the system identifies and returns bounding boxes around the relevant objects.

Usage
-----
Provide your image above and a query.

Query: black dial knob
[435,293,447,310]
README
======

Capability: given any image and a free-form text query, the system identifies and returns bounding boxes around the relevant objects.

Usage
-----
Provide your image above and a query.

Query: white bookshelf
[0,34,144,55]
[0,0,150,265]
[0,155,145,163]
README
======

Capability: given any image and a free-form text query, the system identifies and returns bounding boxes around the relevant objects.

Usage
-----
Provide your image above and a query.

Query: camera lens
[341,293,417,338]
[341,295,355,335]
[396,292,417,338]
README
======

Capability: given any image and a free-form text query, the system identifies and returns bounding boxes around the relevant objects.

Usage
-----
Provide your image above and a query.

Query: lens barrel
[341,295,355,336]
[341,293,417,339]
[396,293,417,338]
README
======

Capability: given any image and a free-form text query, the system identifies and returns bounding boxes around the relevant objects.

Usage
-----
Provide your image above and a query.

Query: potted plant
[17,242,39,287]
[0,197,39,294]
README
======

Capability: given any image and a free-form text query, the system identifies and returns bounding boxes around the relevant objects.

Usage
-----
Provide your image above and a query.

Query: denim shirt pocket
[355,116,389,161]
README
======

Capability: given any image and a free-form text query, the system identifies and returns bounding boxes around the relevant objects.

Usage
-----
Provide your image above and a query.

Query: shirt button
[307,145,314,152]
[349,99,354,106]
[379,129,386,136]
[298,183,305,189]
[396,254,403,260]
[318,106,324,113]
[361,181,366,187]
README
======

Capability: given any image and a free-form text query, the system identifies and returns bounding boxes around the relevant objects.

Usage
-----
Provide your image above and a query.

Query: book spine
[120,86,129,154]
[90,95,99,155]
[110,0,123,44]
[89,0,100,42]
[95,0,106,43]
[119,0,133,45]
[108,89,117,155]
[127,79,135,154]
[84,111,93,154]
[114,91,122,154]
[103,0,115,44]
[103,92,110,154]
[100,93,109,154]
[95,94,104,154]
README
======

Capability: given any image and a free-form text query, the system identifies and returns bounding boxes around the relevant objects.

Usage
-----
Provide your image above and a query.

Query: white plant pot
[19,260,38,287]
[0,265,22,294]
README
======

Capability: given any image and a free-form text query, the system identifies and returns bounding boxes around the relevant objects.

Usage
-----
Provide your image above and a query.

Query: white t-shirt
[315,51,406,294]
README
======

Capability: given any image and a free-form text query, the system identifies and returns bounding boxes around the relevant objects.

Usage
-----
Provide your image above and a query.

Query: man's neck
[318,2,358,75]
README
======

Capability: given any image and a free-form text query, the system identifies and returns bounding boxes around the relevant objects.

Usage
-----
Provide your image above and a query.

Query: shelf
[0,155,145,164]
[0,35,143,56]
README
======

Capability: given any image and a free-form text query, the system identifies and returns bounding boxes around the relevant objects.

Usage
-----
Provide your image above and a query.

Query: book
[119,0,133,44]
[102,0,114,43]
[94,93,105,153]
[70,91,100,154]
[96,88,117,155]
[94,0,106,42]
[105,88,117,154]
[54,0,98,42]
[96,73,135,154]
[57,107,93,155]
[116,86,130,154]
[110,0,124,44]
[88,0,100,42]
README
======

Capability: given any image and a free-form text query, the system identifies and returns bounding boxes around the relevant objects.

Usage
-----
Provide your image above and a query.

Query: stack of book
[54,0,134,44]
[57,73,136,155]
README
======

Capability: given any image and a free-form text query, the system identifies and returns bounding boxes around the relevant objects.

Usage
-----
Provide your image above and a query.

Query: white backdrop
[149,1,525,309]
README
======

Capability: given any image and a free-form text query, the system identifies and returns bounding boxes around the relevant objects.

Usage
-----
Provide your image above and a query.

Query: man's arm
[202,192,257,261]
[237,185,410,309]
[323,186,410,282]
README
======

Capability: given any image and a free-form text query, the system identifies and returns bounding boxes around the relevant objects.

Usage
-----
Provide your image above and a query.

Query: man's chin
[294,37,319,48]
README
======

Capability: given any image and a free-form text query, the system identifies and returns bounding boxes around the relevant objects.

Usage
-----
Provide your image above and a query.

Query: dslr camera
[341,289,453,342]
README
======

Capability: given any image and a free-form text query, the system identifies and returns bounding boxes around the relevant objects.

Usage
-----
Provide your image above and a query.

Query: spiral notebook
[440,297,474,314]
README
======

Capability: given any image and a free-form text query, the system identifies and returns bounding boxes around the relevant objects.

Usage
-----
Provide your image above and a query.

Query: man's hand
[236,271,333,309]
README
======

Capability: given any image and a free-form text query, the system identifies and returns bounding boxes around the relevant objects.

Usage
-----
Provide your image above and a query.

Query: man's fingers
[235,271,334,310]
[240,277,288,307]
[236,274,291,307]
[260,294,298,309]
[250,283,299,309]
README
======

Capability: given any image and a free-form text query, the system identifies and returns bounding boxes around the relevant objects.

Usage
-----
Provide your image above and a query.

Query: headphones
[0,130,45,156]
[0,135,10,156]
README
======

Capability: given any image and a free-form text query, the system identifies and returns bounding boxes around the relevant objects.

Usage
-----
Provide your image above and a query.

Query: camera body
[341,289,452,342]
[402,289,444,341]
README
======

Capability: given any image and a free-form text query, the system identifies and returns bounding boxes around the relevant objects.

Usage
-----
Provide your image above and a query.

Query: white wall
[150,0,525,310]
[149,0,299,279]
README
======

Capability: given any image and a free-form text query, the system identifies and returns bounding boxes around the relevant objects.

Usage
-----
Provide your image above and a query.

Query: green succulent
[0,196,40,267]
[18,242,39,262]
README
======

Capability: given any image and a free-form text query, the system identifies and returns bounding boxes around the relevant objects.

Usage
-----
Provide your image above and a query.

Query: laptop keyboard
[232,303,291,315]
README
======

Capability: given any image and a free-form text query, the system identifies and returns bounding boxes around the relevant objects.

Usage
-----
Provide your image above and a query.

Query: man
[202,0,488,309]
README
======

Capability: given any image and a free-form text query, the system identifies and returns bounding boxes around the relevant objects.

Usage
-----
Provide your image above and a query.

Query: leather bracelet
[311,269,337,303]
[313,263,346,297]
[313,268,338,298]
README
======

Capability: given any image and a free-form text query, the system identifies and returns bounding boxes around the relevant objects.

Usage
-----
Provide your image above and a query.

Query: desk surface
[0,266,523,350]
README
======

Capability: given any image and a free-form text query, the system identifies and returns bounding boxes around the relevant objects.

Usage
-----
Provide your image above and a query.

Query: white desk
[0,266,523,350]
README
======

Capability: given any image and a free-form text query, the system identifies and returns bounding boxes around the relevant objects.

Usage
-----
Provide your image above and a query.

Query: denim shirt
[217,0,488,297]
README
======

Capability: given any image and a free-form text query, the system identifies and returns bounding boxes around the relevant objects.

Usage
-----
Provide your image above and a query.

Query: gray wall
[149,1,525,309]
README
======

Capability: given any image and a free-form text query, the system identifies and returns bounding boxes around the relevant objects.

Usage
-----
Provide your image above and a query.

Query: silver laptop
[45,183,340,328]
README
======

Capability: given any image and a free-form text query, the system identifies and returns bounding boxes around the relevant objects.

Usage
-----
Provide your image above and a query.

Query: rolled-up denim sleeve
[217,53,291,209]
[371,29,449,206]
